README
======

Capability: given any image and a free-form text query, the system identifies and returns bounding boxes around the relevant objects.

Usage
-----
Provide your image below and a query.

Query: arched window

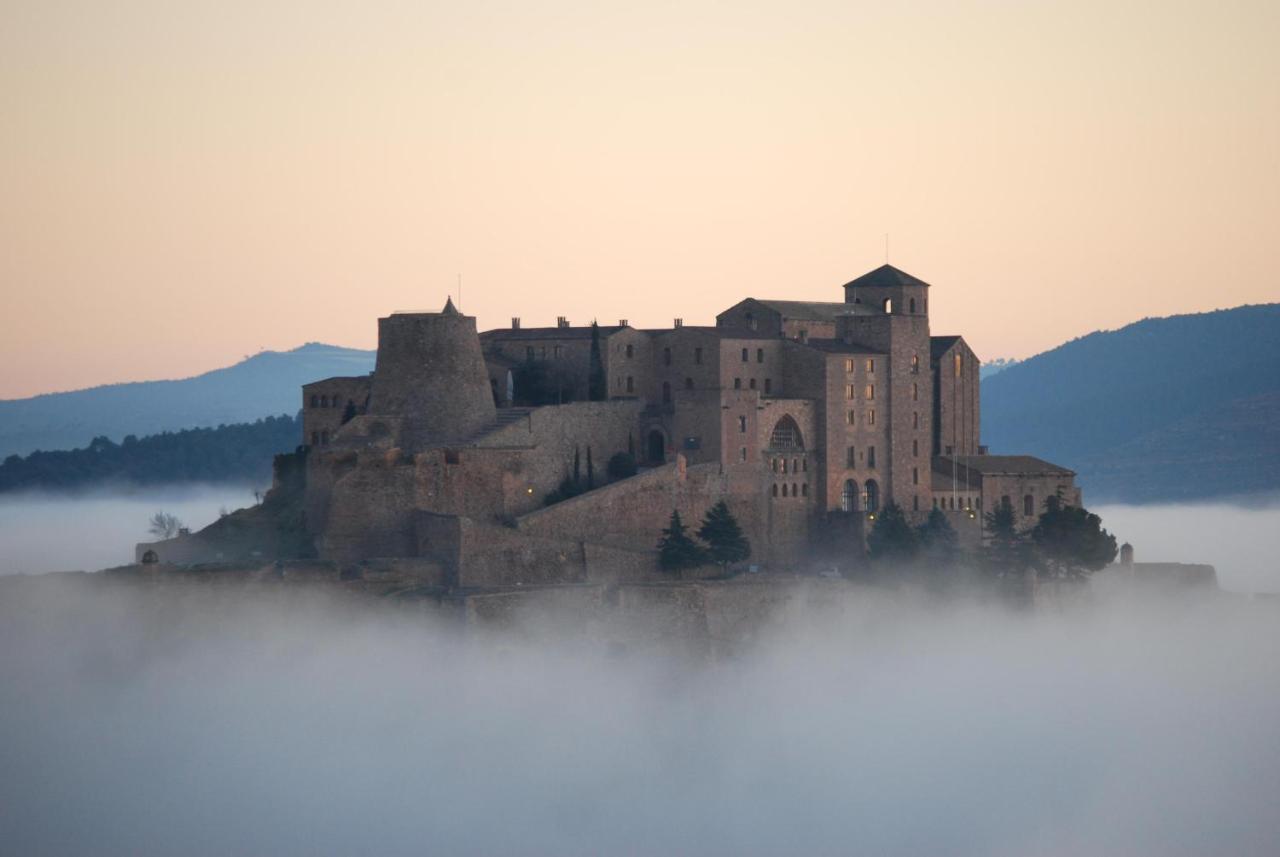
[771,483,778,498]
[738,415,747,433]
[911,354,919,374]
[954,353,962,378]
[662,382,671,403]
[782,483,788,497]
[864,479,880,514]
[791,482,798,498]
[768,416,804,450]
[1024,494,1035,517]
[801,483,808,497]
[842,480,858,513]
[625,344,634,358]
[626,376,634,393]
[882,298,893,313]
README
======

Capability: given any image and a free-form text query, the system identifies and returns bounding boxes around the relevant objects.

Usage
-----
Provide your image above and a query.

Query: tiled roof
[930,335,963,360]
[936,455,1074,476]
[749,300,873,321]
[841,264,931,290]
[480,326,625,341]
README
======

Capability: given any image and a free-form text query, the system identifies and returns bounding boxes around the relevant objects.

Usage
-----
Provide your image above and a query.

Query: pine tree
[697,501,751,566]
[867,501,919,565]
[1030,494,1118,579]
[658,510,705,571]
[917,508,959,563]
[588,322,607,401]
[983,502,1028,578]
[586,446,595,489]
[573,446,581,485]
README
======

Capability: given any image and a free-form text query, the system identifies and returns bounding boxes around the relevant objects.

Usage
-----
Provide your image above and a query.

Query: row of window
[935,496,977,511]
[524,345,565,360]
[845,446,876,468]
[309,394,350,409]
[733,377,771,393]
[309,430,331,445]
[771,457,808,474]
[843,358,876,374]
[771,482,807,498]
[840,479,880,513]
[846,409,877,426]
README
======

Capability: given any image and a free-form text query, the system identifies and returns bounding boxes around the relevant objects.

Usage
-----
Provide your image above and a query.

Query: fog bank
[0,579,1277,856]
[0,485,253,575]
[1096,499,1280,593]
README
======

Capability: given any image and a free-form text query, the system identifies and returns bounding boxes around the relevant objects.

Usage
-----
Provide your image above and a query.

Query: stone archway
[647,429,666,464]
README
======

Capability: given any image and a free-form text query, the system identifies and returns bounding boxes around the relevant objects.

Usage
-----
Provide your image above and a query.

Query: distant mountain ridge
[0,344,374,459]
[981,304,1280,503]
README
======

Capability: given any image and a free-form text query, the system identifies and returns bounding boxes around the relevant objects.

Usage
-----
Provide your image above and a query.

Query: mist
[1,579,1277,856]
[1,500,1278,855]
[0,485,255,575]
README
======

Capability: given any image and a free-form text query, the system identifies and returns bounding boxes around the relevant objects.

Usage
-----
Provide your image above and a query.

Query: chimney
[557,316,569,328]
[674,318,683,328]
[619,319,628,327]
[511,317,521,329]
[1120,543,1134,566]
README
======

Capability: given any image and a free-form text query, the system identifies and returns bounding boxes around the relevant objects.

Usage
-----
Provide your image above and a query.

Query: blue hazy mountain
[981,304,1280,502]
[0,344,374,459]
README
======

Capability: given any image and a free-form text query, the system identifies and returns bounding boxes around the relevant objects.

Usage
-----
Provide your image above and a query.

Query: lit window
[847,384,856,400]
[865,384,874,400]
[911,354,919,373]
[866,359,875,373]
[867,409,876,426]
[954,353,962,378]
[846,409,856,426]
[738,416,747,433]
[844,358,854,373]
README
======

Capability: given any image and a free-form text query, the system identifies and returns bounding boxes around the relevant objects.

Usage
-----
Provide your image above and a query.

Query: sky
[1,0,1277,399]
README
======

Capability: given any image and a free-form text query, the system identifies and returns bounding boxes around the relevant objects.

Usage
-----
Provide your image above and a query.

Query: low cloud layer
[0,485,253,575]
[1,577,1277,856]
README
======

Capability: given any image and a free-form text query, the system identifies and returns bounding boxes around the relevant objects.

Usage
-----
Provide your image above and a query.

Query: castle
[294,264,1080,587]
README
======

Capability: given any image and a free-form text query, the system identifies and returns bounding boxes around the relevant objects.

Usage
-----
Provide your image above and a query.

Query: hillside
[981,304,1280,503]
[0,344,374,458]
[0,415,300,492]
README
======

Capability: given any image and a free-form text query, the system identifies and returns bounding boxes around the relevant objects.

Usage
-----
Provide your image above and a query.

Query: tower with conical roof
[366,298,496,448]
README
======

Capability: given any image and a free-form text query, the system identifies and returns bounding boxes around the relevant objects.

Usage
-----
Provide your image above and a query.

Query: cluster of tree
[510,322,611,407]
[657,502,751,571]
[543,446,639,506]
[0,414,299,492]
[864,493,1117,581]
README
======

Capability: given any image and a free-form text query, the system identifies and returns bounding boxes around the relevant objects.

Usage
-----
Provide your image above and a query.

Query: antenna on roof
[457,273,462,311]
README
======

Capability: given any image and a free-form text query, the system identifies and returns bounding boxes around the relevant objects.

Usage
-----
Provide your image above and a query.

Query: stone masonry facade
[296,265,1080,583]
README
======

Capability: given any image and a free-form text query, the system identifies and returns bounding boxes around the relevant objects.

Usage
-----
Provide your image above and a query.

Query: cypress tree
[588,322,607,401]
[586,446,595,489]
[658,510,705,571]
[867,501,920,565]
[573,446,581,486]
[697,501,751,566]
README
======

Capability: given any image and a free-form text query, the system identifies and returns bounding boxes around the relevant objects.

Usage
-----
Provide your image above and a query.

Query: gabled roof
[480,326,625,341]
[930,335,963,360]
[748,300,872,322]
[935,455,1074,476]
[842,264,931,290]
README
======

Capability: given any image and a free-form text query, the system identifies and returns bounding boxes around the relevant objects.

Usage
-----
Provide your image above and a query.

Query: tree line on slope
[0,414,300,492]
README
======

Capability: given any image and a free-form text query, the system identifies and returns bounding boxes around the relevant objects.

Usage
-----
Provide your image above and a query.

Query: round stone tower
[366,298,497,448]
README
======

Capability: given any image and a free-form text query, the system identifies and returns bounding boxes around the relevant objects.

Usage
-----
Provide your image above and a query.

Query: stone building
[297,265,1080,583]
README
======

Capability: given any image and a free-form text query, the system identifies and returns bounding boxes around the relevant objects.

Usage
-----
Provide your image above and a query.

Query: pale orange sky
[2,0,1277,399]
